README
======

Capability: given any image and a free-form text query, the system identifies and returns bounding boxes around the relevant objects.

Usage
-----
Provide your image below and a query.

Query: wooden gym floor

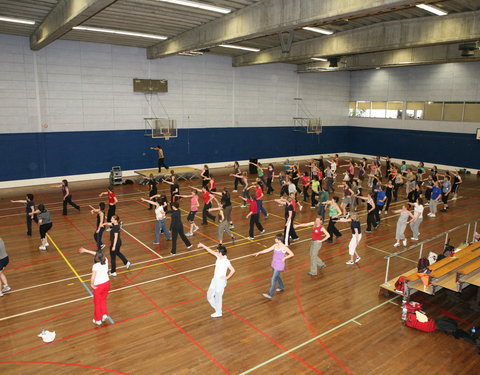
[0,163,479,375]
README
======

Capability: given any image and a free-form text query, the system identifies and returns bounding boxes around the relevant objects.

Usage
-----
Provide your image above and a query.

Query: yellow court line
[47,233,88,284]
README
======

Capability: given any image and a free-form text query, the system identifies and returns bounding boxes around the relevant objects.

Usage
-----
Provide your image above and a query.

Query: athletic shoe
[106,228,111,232]
[185,232,193,236]
[187,245,193,249]
[451,197,457,201]
[45,242,50,247]
[109,272,117,277]
[308,272,317,276]
[260,230,265,234]
[411,237,419,241]
[345,212,350,219]
[276,288,284,292]
[233,190,238,193]
[345,260,355,265]
[229,225,235,229]
[92,319,102,326]
[126,261,131,270]
[39,246,46,251]
[100,244,106,249]
[383,211,388,215]
[231,236,236,242]
[428,213,436,217]
[170,251,176,255]
[355,256,361,263]
[320,264,327,269]
[299,205,303,211]
[153,242,160,245]
[402,239,407,246]
[248,237,254,240]
[365,230,372,233]
[262,293,272,299]
[393,242,400,247]
[102,314,108,322]
[265,214,269,217]
[193,225,199,233]
[2,285,11,293]
[0,291,3,297]
[211,312,222,318]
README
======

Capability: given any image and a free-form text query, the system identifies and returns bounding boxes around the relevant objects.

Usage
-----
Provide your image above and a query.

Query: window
[406,102,424,119]
[387,101,403,119]
[464,102,480,122]
[356,101,371,118]
[424,102,443,121]
[348,101,356,117]
[371,102,386,118]
[443,102,464,121]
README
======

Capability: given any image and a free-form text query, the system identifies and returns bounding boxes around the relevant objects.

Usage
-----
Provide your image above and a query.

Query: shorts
[187,211,197,222]
[0,256,9,271]
[39,222,53,239]
[441,193,449,204]
[343,197,352,205]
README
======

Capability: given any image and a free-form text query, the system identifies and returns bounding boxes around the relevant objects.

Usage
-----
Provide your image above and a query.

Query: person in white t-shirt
[408,197,424,241]
[198,243,235,318]
[79,247,111,326]
[141,195,172,244]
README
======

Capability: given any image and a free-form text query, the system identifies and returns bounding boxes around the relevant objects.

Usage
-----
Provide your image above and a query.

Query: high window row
[348,101,480,122]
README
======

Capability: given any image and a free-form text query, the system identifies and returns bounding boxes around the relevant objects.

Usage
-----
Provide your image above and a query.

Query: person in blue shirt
[374,185,387,226]
[427,181,442,218]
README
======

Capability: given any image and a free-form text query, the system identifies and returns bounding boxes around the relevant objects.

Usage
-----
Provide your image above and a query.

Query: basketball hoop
[312,128,321,135]
[163,132,171,140]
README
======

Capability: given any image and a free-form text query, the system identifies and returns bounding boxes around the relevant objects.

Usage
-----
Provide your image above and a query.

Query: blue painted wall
[1,125,478,182]
[0,126,348,181]
[347,127,480,170]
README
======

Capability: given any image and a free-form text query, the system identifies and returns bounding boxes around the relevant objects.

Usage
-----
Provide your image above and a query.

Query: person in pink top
[253,234,294,299]
[178,190,200,236]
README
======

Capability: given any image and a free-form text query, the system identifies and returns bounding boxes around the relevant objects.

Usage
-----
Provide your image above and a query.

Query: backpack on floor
[394,276,407,293]
[406,312,436,332]
[406,301,423,313]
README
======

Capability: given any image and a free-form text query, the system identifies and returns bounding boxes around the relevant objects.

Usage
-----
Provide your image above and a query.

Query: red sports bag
[406,312,436,332]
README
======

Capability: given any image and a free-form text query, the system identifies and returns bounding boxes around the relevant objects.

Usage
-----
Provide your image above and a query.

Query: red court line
[62,215,97,249]
[0,361,129,374]
[225,306,323,375]
[295,261,353,375]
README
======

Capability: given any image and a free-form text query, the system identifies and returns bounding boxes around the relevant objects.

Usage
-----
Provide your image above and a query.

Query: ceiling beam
[147,0,418,59]
[233,10,480,67]
[297,43,480,72]
[30,0,118,50]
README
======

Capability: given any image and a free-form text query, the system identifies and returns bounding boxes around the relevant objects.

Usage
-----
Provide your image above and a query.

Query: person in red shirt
[99,186,118,224]
[239,193,264,240]
[248,180,268,218]
[295,218,330,276]
[191,186,216,225]
[301,172,311,202]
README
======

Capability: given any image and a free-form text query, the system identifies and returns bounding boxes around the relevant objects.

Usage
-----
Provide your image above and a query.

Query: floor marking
[367,245,417,263]
[239,296,399,375]
[388,301,399,306]
[352,320,362,326]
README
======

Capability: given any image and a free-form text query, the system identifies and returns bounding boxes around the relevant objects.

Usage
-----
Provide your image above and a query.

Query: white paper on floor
[38,329,56,343]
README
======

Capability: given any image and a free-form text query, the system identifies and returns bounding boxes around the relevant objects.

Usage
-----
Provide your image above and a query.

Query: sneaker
[451,197,457,201]
[365,230,372,233]
[383,211,388,215]
[229,225,235,229]
[193,225,199,233]
[109,272,117,277]
[276,288,284,292]
[187,245,193,249]
[428,213,436,217]
[319,264,327,269]
[265,214,269,217]
[92,319,102,326]
[233,190,238,193]
[262,293,272,299]
[185,232,193,237]
[153,242,160,245]
[170,251,176,255]
[2,285,11,293]
[100,244,106,249]
[345,260,355,265]
[39,246,46,251]
[126,261,131,270]
[345,212,350,219]
[307,272,317,276]
[45,242,50,247]
[260,230,265,234]
[393,242,400,247]
[0,291,3,297]
[211,312,222,318]
[411,237,419,241]
[106,228,111,232]
[299,205,303,211]
[248,237,254,240]
[355,256,361,263]
[402,239,407,246]
[102,314,108,322]
[231,236,236,242]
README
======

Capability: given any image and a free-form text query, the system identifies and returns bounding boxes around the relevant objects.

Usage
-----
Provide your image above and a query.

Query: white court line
[239,296,400,375]
[352,320,362,326]
[367,245,417,263]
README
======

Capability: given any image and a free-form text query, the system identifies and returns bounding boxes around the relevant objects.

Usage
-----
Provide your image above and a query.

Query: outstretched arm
[140,198,159,206]
[197,242,220,257]
[78,247,97,256]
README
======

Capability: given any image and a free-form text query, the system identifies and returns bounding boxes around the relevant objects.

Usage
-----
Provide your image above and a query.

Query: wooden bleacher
[380,242,480,297]
[133,166,198,182]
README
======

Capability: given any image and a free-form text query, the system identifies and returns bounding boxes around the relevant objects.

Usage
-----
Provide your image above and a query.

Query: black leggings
[171,226,191,254]
[249,214,264,238]
[366,211,376,231]
[110,244,128,273]
[266,177,274,194]
[107,205,116,222]
[63,195,80,215]
[202,202,216,224]
[327,218,342,239]
[157,158,168,172]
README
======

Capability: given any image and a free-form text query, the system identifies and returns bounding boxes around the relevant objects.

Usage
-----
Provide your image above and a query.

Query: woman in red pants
[78,247,111,326]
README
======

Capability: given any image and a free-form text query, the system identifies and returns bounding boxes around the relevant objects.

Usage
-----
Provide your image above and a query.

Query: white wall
[0,34,350,133]
[348,62,480,134]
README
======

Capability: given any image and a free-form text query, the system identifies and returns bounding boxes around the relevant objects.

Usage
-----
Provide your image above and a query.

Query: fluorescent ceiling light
[416,4,448,16]
[73,26,167,40]
[156,0,231,14]
[311,57,327,62]
[302,26,334,35]
[0,16,35,25]
[219,44,260,52]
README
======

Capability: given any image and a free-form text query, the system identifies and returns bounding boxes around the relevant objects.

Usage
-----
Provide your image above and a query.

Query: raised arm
[140,197,159,206]
[78,247,97,256]
[11,199,27,204]
[197,242,220,257]
[294,221,314,229]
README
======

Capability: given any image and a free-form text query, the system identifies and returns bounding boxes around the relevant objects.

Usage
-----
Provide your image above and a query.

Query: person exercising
[150,145,169,173]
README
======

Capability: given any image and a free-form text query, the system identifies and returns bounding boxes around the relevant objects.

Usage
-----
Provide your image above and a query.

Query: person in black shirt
[91,202,106,250]
[166,202,192,255]
[147,174,158,210]
[162,175,180,207]
[53,180,80,215]
[11,193,37,236]
[104,215,130,276]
